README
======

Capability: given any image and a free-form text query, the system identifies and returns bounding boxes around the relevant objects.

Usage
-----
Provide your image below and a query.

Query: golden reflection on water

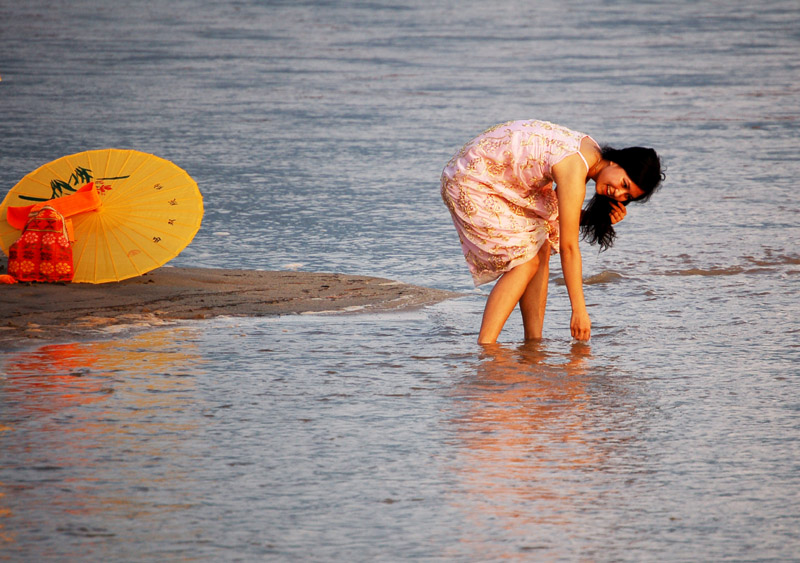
[447,341,615,558]
[2,328,204,413]
[0,329,206,548]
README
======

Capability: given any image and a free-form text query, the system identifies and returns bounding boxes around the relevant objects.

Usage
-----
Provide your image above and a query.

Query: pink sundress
[441,119,591,286]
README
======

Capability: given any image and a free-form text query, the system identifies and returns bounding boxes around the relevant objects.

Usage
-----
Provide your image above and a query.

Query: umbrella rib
[112,222,163,269]
[99,150,150,206]
[105,220,148,278]
[90,212,105,282]
[72,208,104,277]
[71,211,97,281]
[125,153,170,188]
[72,220,90,269]
[114,149,138,184]
[114,183,198,206]
[131,235,161,266]
[112,171,194,207]
[100,217,124,281]
[111,214,201,239]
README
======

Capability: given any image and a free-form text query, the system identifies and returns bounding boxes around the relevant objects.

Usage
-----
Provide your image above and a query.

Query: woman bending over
[441,119,664,343]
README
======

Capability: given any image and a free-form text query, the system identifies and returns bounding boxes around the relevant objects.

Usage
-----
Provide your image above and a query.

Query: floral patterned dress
[441,119,592,286]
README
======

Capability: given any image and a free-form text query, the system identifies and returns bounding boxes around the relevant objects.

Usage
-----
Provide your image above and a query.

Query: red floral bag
[7,206,75,282]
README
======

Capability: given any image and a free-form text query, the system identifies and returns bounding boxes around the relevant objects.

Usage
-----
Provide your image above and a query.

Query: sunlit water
[1,0,799,560]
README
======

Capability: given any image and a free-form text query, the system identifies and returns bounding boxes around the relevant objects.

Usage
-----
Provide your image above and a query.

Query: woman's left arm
[552,154,591,340]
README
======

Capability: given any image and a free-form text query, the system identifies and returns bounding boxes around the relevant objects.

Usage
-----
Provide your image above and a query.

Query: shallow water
[1,0,799,560]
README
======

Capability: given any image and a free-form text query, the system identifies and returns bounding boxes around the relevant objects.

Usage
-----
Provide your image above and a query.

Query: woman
[441,119,664,343]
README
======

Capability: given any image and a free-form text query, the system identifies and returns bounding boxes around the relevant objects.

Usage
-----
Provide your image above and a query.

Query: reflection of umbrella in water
[2,328,204,415]
[0,149,203,283]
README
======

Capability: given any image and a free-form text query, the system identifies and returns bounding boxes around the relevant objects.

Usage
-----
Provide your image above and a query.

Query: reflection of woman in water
[448,342,600,557]
[441,120,664,343]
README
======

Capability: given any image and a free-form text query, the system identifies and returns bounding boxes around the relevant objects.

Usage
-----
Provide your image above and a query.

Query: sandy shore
[0,259,462,350]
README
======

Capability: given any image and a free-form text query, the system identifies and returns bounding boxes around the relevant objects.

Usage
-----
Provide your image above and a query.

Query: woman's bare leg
[478,256,541,344]
[519,241,551,341]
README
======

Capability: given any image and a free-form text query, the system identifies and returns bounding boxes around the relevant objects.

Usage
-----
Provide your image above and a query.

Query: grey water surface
[1,0,799,560]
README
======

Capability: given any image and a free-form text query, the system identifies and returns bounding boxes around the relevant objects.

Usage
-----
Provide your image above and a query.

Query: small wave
[585,270,625,285]
[665,266,749,276]
[554,270,624,286]
[744,254,800,267]
[664,265,783,276]
[659,252,800,278]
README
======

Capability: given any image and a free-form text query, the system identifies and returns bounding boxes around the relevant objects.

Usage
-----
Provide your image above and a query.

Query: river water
[1,0,799,560]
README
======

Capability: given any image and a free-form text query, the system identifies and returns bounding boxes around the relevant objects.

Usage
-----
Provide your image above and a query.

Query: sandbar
[0,259,462,351]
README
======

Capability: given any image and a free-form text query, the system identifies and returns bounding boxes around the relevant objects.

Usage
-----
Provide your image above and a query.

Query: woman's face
[595,163,644,202]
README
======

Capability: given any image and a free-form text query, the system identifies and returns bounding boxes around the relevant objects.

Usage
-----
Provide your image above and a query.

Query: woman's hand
[570,309,591,341]
[610,201,627,224]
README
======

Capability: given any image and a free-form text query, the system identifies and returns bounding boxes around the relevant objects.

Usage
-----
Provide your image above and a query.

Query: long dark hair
[580,146,665,250]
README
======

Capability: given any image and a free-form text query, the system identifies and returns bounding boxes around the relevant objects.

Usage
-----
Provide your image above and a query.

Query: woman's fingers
[610,201,627,224]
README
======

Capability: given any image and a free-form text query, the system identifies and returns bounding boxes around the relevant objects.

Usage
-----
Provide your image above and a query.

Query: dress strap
[575,150,590,171]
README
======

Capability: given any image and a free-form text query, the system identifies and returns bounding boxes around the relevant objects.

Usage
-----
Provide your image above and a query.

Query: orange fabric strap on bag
[6,182,101,231]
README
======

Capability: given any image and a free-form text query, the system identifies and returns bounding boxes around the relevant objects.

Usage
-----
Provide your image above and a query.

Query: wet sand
[0,260,462,350]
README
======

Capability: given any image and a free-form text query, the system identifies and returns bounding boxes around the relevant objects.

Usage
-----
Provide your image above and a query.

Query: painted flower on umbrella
[19,260,36,274]
[58,235,70,247]
[40,262,55,275]
[42,233,56,245]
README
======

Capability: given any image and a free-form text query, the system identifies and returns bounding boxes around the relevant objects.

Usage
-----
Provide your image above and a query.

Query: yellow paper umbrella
[0,149,203,283]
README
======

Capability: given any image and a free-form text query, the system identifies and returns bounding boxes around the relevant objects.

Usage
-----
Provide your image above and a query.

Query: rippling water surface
[1,0,799,560]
